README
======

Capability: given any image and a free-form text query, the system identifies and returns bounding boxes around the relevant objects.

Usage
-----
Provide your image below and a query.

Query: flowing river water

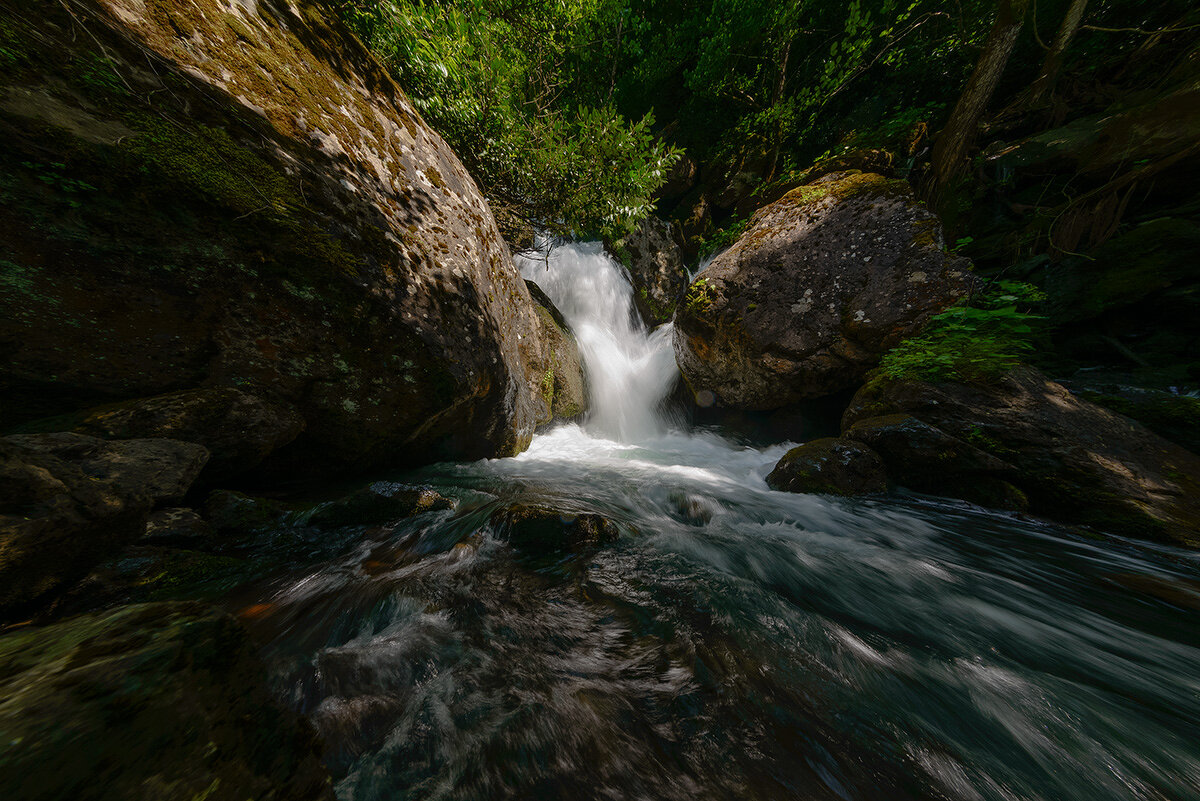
[240,243,1200,801]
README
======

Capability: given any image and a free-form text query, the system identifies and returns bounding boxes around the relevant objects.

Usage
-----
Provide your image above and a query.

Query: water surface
[240,243,1200,801]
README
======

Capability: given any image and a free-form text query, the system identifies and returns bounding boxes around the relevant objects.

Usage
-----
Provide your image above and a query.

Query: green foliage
[329,0,678,240]
[684,276,716,314]
[604,0,991,172]
[698,213,748,257]
[880,280,1046,383]
[73,54,128,98]
[20,161,98,208]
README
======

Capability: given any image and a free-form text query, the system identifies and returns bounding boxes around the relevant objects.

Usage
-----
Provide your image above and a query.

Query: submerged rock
[489,503,620,553]
[142,507,215,546]
[0,0,554,473]
[766,437,888,496]
[674,172,974,409]
[0,433,208,619]
[843,368,1200,546]
[306,483,455,529]
[668,491,717,526]
[14,388,304,484]
[0,602,333,801]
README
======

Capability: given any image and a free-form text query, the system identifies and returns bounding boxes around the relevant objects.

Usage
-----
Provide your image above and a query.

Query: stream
[239,243,1200,801]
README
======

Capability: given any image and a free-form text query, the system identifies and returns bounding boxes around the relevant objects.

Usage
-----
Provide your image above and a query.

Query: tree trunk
[1029,0,1089,106]
[765,37,792,182]
[924,0,1031,204]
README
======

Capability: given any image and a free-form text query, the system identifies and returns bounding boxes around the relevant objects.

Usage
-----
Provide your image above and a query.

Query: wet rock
[1066,383,1200,456]
[843,368,1200,546]
[306,483,454,528]
[766,438,888,496]
[607,216,690,325]
[0,0,554,473]
[0,433,209,619]
[142,507,214,546]
[15,389,304,484]
[0,602,333,801]
[841,414,1026,509]
[674,172,974,409]
[489,503,620,553]
[204,490,295,537]
[55,547,250,615]
[205,482,454,536]
[525,281,588,422]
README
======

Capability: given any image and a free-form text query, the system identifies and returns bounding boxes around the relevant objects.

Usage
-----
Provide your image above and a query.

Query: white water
[517,240,680,442]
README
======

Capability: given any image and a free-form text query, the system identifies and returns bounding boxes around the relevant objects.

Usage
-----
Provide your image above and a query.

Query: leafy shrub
[698,214,748,258]
[328,0,677,241]
[879,280,1046,382]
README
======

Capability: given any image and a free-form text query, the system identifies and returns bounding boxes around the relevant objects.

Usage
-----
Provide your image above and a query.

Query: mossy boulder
[843,368,1200,546]
[12,388,304,484]
[0,0,554,475]
[0,602,333,801]
[673,172,975,409]
[0,433,209,620]
[766,437,888,496]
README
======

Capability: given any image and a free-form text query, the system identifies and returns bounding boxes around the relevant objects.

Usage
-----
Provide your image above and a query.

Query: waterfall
[517,240,680,442]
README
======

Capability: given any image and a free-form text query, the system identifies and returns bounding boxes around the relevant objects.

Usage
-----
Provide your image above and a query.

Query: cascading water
[516,240,678,441]
[240,243,1200,801]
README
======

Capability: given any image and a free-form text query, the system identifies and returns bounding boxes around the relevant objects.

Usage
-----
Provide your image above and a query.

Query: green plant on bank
[879,280,1046,382]
[684,277,716,314]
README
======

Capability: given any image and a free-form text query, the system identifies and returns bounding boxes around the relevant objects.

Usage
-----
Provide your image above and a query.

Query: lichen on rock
[673,171,975,410]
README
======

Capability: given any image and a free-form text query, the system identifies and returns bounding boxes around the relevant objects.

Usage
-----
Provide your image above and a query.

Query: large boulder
[842,368,1200,547]
[607,216,690,325]
[766,438,887,496]
[0,602,333,801]
[13,388,304,484]
[674,172,974,409]
[0,0,554,472]
[0,433,209,619]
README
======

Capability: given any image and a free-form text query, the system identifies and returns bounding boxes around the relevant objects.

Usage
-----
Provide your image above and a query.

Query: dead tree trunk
[765,37,792,183]
[924,0,1031,205]
[1029,0,1089,106]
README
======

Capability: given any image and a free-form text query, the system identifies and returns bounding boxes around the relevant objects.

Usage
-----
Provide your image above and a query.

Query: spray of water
[517,240,680,442]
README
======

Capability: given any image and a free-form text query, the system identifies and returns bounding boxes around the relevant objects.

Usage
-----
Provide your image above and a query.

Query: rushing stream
[241,243,1200,801]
